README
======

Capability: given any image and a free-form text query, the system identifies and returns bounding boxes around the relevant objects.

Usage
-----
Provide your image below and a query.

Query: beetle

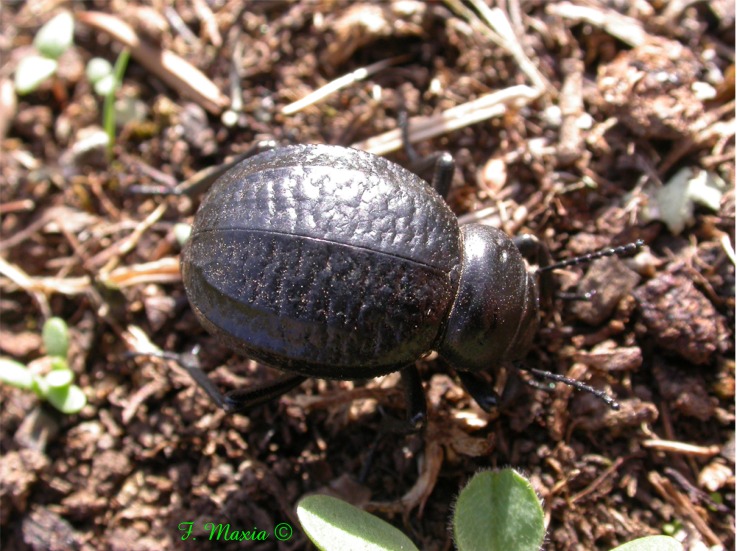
[179,143,639,427]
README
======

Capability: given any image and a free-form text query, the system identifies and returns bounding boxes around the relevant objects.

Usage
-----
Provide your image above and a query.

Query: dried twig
[642,439,722,457]
[76,11,229,114]
[546,2,648,47]
[648,472,722,546]
[352,85,540,156]
[282,55,411,115]
[445,0,550,92]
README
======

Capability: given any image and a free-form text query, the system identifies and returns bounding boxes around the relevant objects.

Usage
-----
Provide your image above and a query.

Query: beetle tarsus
[223,374,308,412]
[126,348,231,410]
[556,289,597,301]
[171,350,232,410]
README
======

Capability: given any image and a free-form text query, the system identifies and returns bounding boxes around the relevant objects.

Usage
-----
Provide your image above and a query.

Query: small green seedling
[296,468,683,551]
[86,57,115,96]
[102,48,131,156]
[0,317,86,414]
[14,11,74,95]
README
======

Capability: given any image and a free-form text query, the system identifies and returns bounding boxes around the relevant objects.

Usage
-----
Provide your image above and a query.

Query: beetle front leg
[400,366,427,429]
[513,234,554,307]
[455,370,499,412]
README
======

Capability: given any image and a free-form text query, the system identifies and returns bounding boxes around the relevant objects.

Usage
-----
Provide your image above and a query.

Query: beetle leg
[127,348,232,411]
[513,234,554,308]
[455,371,499,412]
[223,374,307,412]
[400,366,427,429]
[428,152,455,199]
[129,139,277,196]
[398,111,455,199]
[174,351,230,410]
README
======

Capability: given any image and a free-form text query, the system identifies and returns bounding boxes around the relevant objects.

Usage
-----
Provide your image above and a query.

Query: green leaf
[34,11,74,59]
[50,356,69,371]
[85,57,113,85]
[103,48,131,157]
[31,374,49,398]
[453,469,545,551]
[611,535,683,551]
[43,317,69,358]
[14,55,58,95]
[45,369,74,388]
[297,495,419,551]
[46,384,86,414]
[0,358,33,389]
[93,74,116,96]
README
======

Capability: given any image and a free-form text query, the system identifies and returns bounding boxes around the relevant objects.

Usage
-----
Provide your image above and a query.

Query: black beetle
[180,143,638,426]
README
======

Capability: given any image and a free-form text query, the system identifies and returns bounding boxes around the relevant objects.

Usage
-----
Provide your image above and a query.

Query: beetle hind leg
[224,374,307,412]
[171,348,308,412]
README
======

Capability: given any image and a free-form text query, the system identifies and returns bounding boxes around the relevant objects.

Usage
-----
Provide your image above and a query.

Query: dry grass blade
[642,439,722,457]
[99,258,181,289]
[353,85,540,156]
[0,256,90,297]
[98,202,168,275]
[546,2,649,47]
[76,11,228,114]
[648,472,723,546]
[444,0,550,93]
[282,55,411,115]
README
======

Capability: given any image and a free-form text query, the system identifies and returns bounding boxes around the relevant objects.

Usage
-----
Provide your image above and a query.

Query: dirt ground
[0,1,734,550]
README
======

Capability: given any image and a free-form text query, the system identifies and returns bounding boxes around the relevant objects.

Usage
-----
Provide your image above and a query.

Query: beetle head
[439,225,539,373]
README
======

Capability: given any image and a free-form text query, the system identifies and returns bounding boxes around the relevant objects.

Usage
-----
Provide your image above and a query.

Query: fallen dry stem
[445,0,550,92]
[642,439,722,457]
[76,11,228,114]
[546,2,649,46]
[282,55,411,115]
[353,85,540,156]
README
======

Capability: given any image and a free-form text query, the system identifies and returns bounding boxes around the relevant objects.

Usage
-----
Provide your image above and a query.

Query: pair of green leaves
[297,469,682,551]
[0,317,86,414]
[15,11,75,95]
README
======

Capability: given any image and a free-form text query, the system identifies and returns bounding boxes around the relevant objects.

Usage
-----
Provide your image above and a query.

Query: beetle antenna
[522,366,621,410]
[556,289,597,301]
[539,240,644,273]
